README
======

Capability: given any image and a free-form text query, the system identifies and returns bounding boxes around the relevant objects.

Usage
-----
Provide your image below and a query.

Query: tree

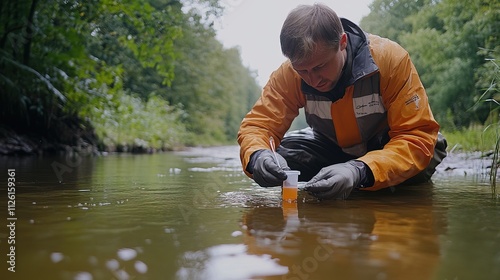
[166,10,260,144]
[360,0,428,43]
[0,0,261,151]
[361,0,500,129]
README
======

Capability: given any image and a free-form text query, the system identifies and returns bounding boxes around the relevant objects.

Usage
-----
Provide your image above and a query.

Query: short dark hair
[280,3,344,64]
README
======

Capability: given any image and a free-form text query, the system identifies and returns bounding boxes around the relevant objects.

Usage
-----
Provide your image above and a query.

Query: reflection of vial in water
[282,200,298,218]
[282,187,297,202]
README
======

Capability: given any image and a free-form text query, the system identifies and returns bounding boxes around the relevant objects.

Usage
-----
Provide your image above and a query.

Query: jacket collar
[301,18,379,102]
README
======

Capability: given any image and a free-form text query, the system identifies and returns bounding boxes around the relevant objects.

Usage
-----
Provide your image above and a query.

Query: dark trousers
[276,127,447,184]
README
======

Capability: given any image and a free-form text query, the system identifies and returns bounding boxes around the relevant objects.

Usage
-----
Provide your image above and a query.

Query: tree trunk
[23,0,38,65]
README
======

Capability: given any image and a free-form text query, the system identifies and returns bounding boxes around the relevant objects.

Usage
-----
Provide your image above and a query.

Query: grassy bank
[443,125,498,197]
[442,126,497,153]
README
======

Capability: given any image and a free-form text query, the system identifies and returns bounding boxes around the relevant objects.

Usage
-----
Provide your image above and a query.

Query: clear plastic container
[282,170,300,202]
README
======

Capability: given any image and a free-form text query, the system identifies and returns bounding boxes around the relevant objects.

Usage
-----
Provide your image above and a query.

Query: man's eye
[314,64,324,70]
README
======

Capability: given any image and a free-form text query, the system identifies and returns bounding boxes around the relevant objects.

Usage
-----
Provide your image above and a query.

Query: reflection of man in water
[241,187,443,279]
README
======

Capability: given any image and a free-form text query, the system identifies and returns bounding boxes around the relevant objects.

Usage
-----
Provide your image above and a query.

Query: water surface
[0,146,499,280]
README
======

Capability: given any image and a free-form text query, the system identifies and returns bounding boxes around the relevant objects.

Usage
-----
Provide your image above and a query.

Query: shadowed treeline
[1,0,499,156]
[0,0,261,154]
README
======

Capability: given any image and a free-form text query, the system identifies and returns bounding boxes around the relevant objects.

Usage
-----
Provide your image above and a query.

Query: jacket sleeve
[359,41,440,190]
[237,62,305,177]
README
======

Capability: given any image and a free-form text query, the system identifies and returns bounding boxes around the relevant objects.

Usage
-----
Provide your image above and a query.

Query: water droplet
[74,271,93,280]
[135,260,148,274]
[114,269,129,279]
[231,231,243,237]
[51,252,64,263]
[106,259,119,271]
[117,248,137,261]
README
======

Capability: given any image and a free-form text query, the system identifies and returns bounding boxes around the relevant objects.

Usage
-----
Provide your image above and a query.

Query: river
[0,145,499,280]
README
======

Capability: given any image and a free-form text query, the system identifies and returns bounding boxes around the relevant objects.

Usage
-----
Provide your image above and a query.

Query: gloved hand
[252,150,290,187]
[304,161,364,200]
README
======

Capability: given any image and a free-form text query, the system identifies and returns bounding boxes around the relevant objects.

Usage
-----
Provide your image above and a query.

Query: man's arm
[360,39,439,190]
[237,61,305,177]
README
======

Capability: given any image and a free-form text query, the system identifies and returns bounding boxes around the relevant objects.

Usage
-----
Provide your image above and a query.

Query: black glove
[250,149,290,187]
[304,160,367,200]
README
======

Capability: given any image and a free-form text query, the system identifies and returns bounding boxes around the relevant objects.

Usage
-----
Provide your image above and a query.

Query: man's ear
[340,33,348,51]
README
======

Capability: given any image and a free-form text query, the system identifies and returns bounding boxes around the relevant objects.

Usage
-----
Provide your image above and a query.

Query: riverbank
[0,125,193,156]
[1,126,496,181]
[0,124,98,156]
[0,128,173,156]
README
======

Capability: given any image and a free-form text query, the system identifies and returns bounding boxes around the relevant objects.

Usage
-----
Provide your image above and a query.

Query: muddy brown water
[0,146,498,280]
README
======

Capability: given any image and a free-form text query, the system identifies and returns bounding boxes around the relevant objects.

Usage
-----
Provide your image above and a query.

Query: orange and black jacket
[238,19,440,191]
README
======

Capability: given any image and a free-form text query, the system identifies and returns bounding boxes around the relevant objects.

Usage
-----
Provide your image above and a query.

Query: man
[237,4,447,200]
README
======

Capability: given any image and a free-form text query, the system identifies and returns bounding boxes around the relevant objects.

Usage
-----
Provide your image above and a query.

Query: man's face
[291,33,348,93]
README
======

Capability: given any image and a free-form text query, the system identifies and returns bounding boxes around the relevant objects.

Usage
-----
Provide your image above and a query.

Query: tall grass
[448,57,500,198]
[475,57,499,198]
[492,134,499,197]
[442,126,497,152]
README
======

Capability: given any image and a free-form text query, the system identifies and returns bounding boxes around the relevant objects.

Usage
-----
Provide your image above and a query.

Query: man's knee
[277,128,353,181]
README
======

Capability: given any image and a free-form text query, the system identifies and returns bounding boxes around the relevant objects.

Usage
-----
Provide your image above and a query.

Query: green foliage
[166,10,260,145]
[360,0,428,43]
[88,0,184,95]
[0,0,260,151]
[360,0,500,129]
[90,93,186,150]
[442,126,497,152]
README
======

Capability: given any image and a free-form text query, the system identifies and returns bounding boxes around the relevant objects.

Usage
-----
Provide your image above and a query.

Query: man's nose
[307,72,321,87]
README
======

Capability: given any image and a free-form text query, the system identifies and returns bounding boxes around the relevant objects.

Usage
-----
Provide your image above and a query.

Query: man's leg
[278,128,448,185]
[276,128,355,181]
